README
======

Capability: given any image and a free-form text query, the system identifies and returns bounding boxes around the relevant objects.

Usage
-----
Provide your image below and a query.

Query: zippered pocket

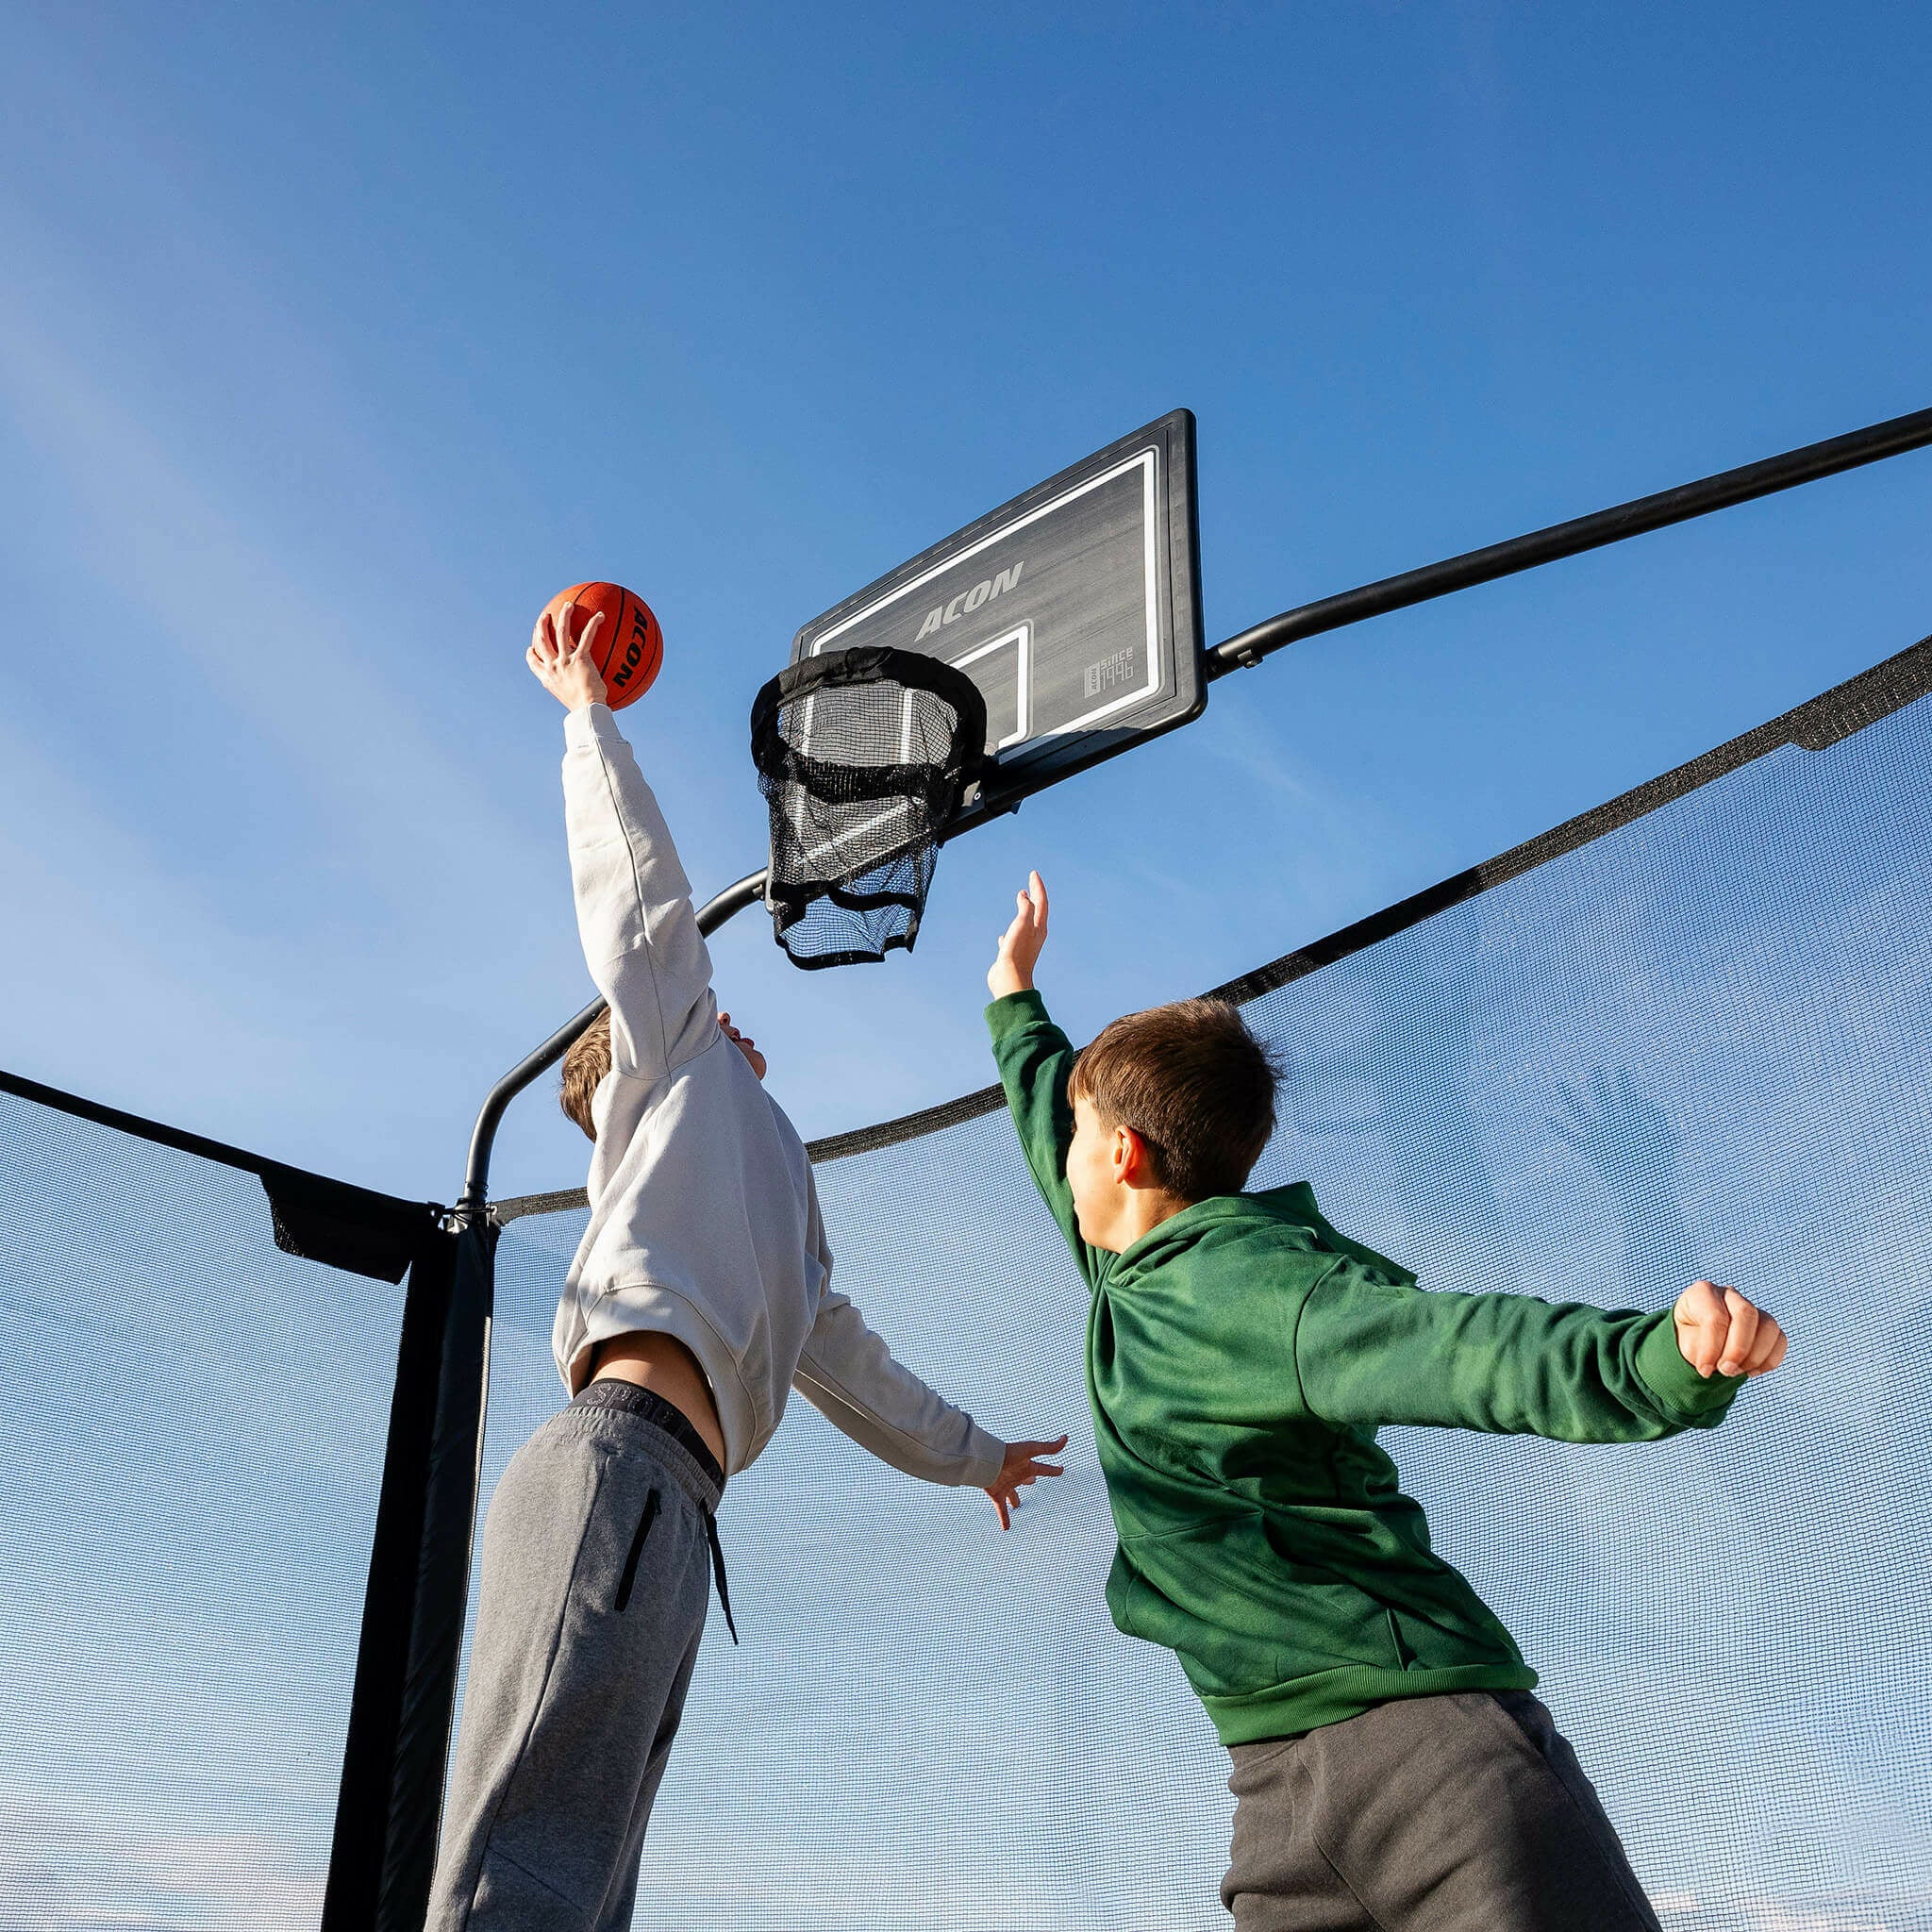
[614,1489,661,1613]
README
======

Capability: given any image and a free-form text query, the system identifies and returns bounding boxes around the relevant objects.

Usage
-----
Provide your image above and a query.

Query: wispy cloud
[0,300,550,922]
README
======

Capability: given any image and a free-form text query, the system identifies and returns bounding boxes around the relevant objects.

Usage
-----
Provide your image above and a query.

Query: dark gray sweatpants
[424,1399,720,1932]
[1222,1690,1662,1931]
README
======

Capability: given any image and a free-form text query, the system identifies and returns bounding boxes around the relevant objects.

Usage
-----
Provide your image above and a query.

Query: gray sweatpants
[1222,1690,1662,1931]
[425,1395,722,1932]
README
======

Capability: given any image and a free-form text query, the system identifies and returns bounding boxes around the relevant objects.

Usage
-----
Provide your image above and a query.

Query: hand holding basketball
[530,581,663,712]
[527,605,608,712]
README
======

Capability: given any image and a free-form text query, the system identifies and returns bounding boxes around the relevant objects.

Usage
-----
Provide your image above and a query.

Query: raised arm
[983,873,1108,1287]
[1295,1262,1783,1441]
[531,608,716,1081]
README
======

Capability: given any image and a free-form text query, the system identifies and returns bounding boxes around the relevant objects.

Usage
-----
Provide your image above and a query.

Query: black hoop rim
[749,645,991,790]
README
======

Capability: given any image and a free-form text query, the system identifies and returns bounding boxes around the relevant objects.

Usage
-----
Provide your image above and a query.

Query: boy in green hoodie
[985,872,1789,1932]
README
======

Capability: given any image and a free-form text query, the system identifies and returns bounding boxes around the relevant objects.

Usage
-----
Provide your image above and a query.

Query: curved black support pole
[1207,404,1932,677]
[459,402,1932,1219]
[454,867,768,1221]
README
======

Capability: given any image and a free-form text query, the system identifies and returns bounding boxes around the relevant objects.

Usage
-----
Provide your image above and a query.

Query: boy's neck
[1096,1189,1194,1254]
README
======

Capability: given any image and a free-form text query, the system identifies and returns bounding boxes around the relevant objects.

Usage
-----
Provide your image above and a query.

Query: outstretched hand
[985,1433,1068,1530]
[988,871,1049,999]
[528,604,608,711]
[1673,1279,1789,1379]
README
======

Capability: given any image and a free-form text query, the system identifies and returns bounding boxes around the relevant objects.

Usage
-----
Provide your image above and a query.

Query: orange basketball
[537,581,663,711]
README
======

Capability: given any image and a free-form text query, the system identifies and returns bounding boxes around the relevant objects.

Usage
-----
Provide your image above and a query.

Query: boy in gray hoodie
[425,609,1066,1931]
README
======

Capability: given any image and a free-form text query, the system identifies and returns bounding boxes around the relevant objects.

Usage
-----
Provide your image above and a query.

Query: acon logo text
[914,561,1024,641]
[608,607,655,691]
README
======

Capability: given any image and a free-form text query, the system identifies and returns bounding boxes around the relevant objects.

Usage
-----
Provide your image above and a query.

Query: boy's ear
[1116,1124,1154,1187]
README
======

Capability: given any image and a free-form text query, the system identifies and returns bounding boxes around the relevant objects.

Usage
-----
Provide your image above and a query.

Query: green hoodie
[988,991,1744,1745]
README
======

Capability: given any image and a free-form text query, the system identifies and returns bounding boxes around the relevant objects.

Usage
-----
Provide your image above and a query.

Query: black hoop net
[752,646,990,969]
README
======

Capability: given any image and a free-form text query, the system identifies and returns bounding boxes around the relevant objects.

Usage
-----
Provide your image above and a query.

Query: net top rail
[0,1065,443,1283]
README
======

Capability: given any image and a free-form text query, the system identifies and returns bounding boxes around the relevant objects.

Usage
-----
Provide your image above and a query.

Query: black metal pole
[1207,404,1932,677]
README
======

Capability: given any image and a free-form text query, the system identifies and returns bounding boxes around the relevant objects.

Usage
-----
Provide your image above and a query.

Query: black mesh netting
[754,646,988,969]
[479,650,1932,1930]
[0,1094,410,1931]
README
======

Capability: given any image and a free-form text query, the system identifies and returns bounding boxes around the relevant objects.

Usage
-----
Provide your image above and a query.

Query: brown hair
[559,1009,612,1140]
[1068,998,1280,1202]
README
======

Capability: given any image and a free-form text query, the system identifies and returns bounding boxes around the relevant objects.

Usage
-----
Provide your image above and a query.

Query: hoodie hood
[1116,1180,1419,1286]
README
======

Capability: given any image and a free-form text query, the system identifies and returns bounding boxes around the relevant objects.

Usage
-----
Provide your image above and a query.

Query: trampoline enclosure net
[475,661,1932,1929]
[0,1095,407,1932]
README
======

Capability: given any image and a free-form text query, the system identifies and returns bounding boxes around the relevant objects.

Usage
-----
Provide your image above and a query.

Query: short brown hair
[560,1009,612,1141]
[1069,998,1279,1202]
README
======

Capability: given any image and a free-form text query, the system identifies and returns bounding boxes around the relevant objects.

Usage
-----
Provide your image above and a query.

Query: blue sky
[3,3,1929,1203]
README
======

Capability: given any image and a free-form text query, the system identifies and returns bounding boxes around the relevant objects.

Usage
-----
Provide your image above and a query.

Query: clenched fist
[1673,1280,1788,1379]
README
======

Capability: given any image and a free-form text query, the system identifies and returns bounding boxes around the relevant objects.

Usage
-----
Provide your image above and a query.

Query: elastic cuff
[963,1434,1006,1491]
[985,989,1049,1039]
[563,703,616,749]
[1634,1313,1745,1419]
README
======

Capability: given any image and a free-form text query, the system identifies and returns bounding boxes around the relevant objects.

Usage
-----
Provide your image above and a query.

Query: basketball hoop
[750,646,991,969]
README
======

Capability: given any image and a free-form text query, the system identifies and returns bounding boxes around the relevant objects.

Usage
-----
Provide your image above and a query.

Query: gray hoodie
[549,704,1004,1488]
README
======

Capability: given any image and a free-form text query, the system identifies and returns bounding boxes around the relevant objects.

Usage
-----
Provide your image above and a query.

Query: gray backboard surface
[791,410,1205,795]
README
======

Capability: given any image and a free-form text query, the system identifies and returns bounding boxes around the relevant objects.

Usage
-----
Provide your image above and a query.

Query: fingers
[1676,1280,1788,1378]
[1029,870,1048,929]
[1676,1279,1726,1377]
[527,624,559,689]
[1736,1303,1787,1374]
[1743,1312,1789,1375]
[1716,1289,1759,1376]
[1005,1437,1067,1488]
[570,608,606,662]
[989,1433,1069,1529]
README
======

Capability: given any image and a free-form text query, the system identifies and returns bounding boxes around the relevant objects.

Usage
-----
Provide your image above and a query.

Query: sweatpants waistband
[570,1381,726,1504]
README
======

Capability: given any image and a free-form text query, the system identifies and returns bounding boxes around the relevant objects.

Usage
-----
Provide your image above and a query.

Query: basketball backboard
[790,409,1205,803]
